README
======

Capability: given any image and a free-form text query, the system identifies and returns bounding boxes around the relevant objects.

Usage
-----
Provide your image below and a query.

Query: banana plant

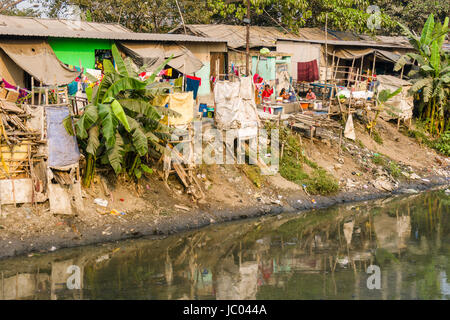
[65,43,179,187]
[367,88,401,134]
[395,14,450,135]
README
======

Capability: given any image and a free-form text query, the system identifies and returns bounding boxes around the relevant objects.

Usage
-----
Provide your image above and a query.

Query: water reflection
[0,190,449,300]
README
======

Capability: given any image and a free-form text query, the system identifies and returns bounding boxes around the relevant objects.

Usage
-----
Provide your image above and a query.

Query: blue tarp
[46,106,80,168]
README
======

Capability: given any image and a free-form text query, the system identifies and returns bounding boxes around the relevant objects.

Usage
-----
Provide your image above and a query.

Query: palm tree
[395,14,450,135]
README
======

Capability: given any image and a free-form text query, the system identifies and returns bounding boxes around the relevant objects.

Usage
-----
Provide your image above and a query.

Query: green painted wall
[48,38,113,70]
[195,62,211,96]
[252,55,291,80]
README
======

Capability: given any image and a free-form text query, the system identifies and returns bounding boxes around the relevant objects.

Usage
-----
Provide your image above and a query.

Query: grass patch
[406,123,450,157]
[304,168,339,195]
[388,161,402,179]
[372,130,383,145]
[264,122,339,195]
[356,139,365,148]
[279,157,309,184]
[242,165,265,188]
[372,154,385,165]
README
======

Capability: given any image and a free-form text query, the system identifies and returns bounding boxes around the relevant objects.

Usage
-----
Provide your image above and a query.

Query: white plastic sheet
[214,78,259,131]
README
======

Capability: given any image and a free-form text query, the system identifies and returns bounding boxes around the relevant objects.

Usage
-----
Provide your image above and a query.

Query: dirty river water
[0,190,449,300]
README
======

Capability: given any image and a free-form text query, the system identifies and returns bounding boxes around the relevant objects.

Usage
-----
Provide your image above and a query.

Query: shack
[0,15,226,94]
[277,36,413,85]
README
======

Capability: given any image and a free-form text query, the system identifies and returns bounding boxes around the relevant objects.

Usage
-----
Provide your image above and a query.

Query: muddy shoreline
[0,175,447,260]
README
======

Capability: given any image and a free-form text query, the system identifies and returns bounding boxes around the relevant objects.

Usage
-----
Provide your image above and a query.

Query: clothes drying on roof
[297,60,319,82]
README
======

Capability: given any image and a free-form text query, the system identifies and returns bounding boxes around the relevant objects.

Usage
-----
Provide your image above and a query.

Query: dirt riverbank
[0,118,449,259]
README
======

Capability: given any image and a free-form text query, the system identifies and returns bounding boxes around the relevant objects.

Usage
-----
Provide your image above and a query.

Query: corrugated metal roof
[0,15,225,42]
[277,37,412,49]
[171,24,414,50]
[170,24,333,48]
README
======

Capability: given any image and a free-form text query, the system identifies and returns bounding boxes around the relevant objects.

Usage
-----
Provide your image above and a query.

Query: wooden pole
[325,13,328,83]
[371,53,377,76]
[323,13,328,108]
[175,0,187,35]
[360,56,364,83]
[245,0,251,76]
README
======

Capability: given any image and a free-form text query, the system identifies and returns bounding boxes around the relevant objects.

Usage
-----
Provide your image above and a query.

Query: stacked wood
[0,100,44,180]
[288,113,341,129]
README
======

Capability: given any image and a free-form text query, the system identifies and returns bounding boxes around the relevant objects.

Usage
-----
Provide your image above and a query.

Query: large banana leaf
[437,17,449,51]
[109,98,131,132]
[102,77,147,101]
[107,132,125,174]
[102,59,117,74]
[126,116,148,156]
[111,43,134,77]
[74,104,98,139]
[86,125,100,156]
[398,22,420,50]
[430,41,441,76]
[98,103,118,148]
[118,98,181,119]
[420,14,435,46]
[146,55,174,84]
[377,88,401,104]
[94,72,118,105]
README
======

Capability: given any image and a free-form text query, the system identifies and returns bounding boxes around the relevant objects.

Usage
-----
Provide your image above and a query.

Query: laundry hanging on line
[186,75,201,99]
[297,60,319,82]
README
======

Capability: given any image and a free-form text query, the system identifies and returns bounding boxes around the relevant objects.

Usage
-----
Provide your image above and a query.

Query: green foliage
[395,14,450,136]
[68,43,177,185]
[242,165,265,188]
[265,122,339,195]
[304,168,339,195]
[279,157,309,184]
[372,154,385,165]
[207,0,394,34]
[372,130,383,145]
[375,0,450,34]
[388,161,401,179]
[432,130,450,156]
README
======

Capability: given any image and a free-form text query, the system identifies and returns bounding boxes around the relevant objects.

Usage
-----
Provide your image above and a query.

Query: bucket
[301,102,309,110]
[272,107,283,115]
[199,103,208,117]
[207,107,214,118]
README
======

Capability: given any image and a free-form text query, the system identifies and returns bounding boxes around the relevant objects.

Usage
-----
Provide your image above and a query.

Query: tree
[395,14,450,135]
[207,0,395,34]
[65,44,178,186]
[0,0,40,16]
[375,0,450,34]
[43,0,212,32]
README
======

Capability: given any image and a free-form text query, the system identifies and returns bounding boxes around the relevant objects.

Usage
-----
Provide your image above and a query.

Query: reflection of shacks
[373,213,411,252]
[0,273,50,300]
[216,259,258,300]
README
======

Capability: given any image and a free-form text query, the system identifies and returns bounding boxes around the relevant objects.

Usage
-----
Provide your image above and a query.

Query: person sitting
[262,84,274,113]
[306,88,316,100]
[279,88,290,100]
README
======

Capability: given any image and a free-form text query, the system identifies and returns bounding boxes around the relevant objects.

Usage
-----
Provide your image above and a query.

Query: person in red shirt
[306,88,316,100]
[262,84,274,113]
[262,84,273,99]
